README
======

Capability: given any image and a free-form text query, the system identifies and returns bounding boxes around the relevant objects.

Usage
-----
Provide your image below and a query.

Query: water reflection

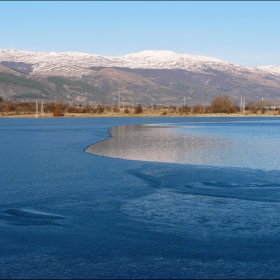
[86,121,280,171]
[86,124,232,166]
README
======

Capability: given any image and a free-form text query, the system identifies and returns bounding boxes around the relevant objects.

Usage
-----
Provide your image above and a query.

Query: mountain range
[1,49,280,106]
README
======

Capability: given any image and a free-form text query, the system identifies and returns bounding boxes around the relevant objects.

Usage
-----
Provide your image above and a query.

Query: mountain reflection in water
[86,121,280,171]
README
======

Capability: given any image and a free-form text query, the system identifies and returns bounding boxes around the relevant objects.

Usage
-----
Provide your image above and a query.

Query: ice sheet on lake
[121,164,280,238]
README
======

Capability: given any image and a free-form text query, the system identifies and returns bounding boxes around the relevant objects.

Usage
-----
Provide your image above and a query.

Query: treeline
[0,97,145,116]
[157,96,279,115]
[0,95,279,116]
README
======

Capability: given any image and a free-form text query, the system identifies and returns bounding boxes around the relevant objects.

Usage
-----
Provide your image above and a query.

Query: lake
[1,117,280,278]
[87,118,280,170]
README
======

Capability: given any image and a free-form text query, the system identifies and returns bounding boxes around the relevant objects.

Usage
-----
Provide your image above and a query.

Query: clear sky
[1,1,280,66]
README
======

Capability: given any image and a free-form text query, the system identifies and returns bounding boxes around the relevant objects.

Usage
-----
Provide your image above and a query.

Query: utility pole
[118,92,120,110]
[35,99,38,118]
[41,99,44,117]
[184,96,186,107]
[240,95,245,114]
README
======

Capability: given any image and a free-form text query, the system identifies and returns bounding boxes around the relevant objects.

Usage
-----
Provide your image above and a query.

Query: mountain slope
[46,76,107,102]
[0,49,280,105]
[0,69,53,99]
[84,67,187,104]
[0,67,108,103]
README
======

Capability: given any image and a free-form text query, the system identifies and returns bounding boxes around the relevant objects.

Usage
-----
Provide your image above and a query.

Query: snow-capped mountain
[0,49,277,78]
[254,65,280,76]
[0,49,280,105]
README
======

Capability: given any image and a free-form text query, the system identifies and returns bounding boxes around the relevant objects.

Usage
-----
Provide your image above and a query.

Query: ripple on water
[0,209,65,227]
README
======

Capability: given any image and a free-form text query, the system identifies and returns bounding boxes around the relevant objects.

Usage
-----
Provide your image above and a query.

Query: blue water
[1,117,280,278]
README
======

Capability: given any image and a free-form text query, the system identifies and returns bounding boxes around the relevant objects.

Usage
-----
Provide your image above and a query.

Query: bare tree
[209,95,239,113]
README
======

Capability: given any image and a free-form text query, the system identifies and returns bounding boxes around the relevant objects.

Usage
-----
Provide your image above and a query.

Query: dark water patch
[126,169,162,189]
[126,164,280,203]
[178,181,280,203]
[0,209,65,227]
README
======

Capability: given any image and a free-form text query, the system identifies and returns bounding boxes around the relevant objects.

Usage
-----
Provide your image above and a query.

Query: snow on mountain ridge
[0,49,278,78]
[123,50,225,63]
[125,50,177,56]
[255,65,280,76]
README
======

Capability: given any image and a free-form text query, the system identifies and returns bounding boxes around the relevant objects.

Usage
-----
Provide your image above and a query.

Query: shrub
[91,107,98,114]
[45,103,55,113]
[134,104,143,114]
[67,106,76,113]
[53,108,64,116]
[209,95,238,113]
[97,105,105,114]
[178,105,190,114]
[3,104,10,114]
[192,103,204,114]
[53,99,66,116]
[113,106,120,113]
[124,108,130,114]
[105,105,112,112]
[246,101,258,114]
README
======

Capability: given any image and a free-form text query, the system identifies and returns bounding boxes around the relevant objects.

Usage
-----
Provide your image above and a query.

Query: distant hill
[0,66,107,103]
[0,49,280,105]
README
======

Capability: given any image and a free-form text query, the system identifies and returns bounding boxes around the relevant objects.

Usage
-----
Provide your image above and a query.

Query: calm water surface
[87,119,280,171]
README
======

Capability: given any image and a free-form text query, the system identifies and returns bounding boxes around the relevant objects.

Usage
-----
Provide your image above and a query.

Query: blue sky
[1,1,280,66]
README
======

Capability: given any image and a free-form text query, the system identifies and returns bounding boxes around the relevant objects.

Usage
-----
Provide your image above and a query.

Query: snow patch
[0,49,279,78]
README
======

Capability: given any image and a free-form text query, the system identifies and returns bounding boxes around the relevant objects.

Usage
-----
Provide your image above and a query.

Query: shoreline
[1,112,280,118]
